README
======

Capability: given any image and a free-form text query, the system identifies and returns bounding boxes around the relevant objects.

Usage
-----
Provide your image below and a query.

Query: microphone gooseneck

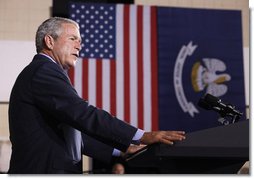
[198,93,243,123]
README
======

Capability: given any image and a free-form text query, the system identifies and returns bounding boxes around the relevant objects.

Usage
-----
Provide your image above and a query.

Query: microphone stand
[217,104,242,125]
[198,93,243,125]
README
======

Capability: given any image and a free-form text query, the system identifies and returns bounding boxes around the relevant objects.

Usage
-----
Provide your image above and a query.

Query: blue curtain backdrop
[157,7,245,132]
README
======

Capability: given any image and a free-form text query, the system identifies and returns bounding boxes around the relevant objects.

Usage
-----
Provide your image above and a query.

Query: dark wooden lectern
[126,120,249,174]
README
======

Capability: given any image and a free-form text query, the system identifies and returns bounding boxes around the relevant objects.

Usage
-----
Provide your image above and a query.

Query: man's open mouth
[72,54,79,57]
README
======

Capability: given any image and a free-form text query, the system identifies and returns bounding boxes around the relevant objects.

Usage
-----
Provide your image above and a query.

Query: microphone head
[198,97,212,110]
[198,93,243,120]
[203,93,220,106]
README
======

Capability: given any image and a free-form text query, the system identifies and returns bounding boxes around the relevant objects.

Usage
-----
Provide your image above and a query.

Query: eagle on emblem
[191,58,231,97]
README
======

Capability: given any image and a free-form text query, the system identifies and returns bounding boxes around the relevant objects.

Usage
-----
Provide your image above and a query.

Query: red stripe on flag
[137,6,144,129]
[96,59,102,108]
[151,7,159,131]
[68,66,75,86]
[110,60,116,116]
[82,59,89,100]
[124,5,130,123]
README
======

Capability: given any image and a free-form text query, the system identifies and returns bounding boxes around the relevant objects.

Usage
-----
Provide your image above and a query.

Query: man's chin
[73,59,77,66]
[64,58,78,69]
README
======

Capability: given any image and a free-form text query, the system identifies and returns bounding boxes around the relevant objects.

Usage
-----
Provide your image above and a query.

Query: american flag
[69,3,158,131]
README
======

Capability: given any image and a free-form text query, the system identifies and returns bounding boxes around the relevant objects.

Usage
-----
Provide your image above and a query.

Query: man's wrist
[131,129,145,145]
[112,148,121,156]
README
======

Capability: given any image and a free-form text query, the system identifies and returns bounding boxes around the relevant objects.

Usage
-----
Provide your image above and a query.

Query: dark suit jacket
[8,54,137,174]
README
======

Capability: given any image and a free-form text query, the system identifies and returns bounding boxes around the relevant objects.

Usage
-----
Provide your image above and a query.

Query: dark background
[52,0,133,17]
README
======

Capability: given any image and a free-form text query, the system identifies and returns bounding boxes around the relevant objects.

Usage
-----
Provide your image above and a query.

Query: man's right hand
[140,131,186,145]
[120,144,147,158]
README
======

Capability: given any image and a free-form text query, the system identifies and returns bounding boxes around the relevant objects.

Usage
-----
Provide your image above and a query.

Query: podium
[126,120,249,174]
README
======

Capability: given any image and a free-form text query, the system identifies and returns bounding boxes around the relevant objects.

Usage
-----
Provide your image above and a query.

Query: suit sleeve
[81,133,114,163]
[31,62,137,152]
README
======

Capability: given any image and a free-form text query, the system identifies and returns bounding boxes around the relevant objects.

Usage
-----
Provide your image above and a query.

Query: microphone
[198,93,243,118]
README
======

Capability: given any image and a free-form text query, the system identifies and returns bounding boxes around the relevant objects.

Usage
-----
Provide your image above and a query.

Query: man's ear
[44,35,54,50]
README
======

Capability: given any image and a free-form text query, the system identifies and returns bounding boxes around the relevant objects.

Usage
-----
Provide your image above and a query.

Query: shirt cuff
[112,148,121,156]
[131,128,145,145]
[112,129,145,156]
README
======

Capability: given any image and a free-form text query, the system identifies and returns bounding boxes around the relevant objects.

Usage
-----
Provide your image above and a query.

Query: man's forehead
[61,23,79,31]
[61,23,81,35]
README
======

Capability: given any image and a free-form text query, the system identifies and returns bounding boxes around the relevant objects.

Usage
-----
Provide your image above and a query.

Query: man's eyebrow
[70,34,82,42]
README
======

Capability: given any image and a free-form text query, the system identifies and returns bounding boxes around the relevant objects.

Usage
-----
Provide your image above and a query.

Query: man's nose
[76,42,82,51]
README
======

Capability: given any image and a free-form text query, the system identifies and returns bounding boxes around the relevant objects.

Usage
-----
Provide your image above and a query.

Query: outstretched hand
[120,131,185,158]
[120,144,147,158]
[140,131,186,145]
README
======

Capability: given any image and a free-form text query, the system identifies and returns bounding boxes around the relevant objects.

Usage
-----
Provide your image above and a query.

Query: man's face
[51,23,81,69]
[112,164,125,174]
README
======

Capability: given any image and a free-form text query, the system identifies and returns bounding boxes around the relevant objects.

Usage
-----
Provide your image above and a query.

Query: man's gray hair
[35,17,79,53]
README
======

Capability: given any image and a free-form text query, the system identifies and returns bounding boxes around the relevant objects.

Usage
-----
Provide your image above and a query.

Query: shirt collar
[39,53,57,64]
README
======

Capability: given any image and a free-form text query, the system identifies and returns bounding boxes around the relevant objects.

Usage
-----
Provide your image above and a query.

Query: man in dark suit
[8,17,186,174]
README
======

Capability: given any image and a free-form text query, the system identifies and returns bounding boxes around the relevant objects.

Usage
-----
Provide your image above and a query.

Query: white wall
[0,0,52,172]
[0,40,35,101]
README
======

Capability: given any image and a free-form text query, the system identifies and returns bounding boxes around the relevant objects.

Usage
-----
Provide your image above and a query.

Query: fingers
[162,134,183,142]
[159,137,174,145]
[121,144,148,158]
[140,131,186,145]
[158,131,184,145]
[166,131,186,140]
[128,144,146,153]
[155,131,186,145]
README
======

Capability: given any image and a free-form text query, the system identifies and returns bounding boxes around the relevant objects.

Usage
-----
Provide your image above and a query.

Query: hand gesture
[140,131,186,145]
[120,144,147,158]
